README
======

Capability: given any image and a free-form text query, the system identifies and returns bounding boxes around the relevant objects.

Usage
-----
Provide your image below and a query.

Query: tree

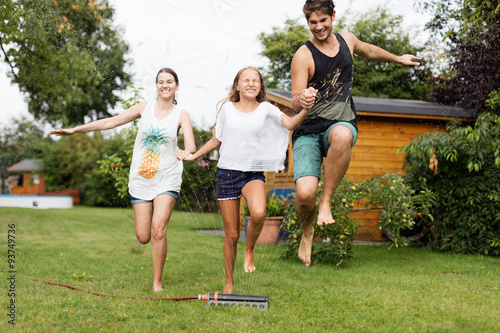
[42,131,130,207]
[0,117,53,193]
[258,19,311,90]
[421,0,500,113]
[334,8,433,100]
[258,9,433,99]
[0,0,131,126]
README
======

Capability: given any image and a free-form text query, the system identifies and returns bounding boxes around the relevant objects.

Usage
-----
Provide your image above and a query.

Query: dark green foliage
[422,0,500,113]
[0,0,131,126]
[177,127,218,213]
[258,18,311,90]
[42,131,130,207]
[334,8,434,100]
[400,112,500,255]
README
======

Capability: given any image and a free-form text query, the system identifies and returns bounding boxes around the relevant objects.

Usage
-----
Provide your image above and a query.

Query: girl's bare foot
[244,249,256,273]
[153,281,163,292]
[223,283,233,294]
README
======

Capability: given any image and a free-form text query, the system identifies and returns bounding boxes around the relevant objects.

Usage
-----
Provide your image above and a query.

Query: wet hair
[217,66,267,112]
[213,66,268,133]
[303,0,335,19]
[156,68,179,104]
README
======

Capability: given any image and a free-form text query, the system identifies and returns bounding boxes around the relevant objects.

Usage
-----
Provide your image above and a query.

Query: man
[290,0,420,266]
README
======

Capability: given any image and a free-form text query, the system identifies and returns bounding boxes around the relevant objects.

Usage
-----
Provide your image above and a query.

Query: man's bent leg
[317,125,353,226]
[295,176,319,266]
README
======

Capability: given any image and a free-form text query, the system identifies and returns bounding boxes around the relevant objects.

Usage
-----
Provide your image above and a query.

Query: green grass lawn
[1,206,499,332]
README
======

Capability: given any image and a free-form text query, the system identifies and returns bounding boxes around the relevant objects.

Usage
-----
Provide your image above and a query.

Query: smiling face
[156,72,178,101]
[307,11,335,42]
[236,68,262,101]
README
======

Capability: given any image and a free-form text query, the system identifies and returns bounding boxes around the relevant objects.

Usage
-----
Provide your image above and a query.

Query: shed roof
[267,89,476,120]
[7,159,43,173]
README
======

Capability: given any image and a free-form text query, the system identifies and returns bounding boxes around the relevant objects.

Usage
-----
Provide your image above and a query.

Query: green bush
[400,112,500,256]
[177,128,218,213]
[43,131,130,207]
[280,173,434,266]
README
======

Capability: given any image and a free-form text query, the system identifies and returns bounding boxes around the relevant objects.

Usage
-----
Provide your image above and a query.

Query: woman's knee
[151,224,166,241]
[136,233,151,245]
[249,206,266,223]
[225,231,239,245]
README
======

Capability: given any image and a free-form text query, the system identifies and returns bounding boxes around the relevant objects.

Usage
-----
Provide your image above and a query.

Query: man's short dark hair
[303,0,335,19]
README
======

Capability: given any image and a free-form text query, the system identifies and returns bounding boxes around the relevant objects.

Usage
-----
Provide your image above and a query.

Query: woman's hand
[49,128,75,136]
[176,149,195,161]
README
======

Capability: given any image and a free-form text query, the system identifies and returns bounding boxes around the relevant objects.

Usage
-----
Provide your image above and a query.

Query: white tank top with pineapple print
[128,101,183,201]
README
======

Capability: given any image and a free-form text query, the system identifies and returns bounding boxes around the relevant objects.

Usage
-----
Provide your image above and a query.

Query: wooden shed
[6,159,46,195]
[6,158,80,205]
[265,89,476,241]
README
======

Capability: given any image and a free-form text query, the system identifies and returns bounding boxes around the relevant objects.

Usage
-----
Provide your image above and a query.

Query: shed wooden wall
[12,172,46,195]
[348,115,448,241]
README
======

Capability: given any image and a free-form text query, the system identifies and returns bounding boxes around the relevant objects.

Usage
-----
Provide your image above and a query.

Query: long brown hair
[216,66,267,112]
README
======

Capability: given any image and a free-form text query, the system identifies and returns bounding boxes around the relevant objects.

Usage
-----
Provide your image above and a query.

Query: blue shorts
[293,122,358,182]
[130,190,179,204]
[216,168,265,200]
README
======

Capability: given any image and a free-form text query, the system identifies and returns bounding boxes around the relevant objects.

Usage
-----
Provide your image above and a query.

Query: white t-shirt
[128,101,183,200]
[215,101,289,172]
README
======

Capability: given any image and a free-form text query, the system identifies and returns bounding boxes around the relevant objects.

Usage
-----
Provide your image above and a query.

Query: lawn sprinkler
[199,292,269,310]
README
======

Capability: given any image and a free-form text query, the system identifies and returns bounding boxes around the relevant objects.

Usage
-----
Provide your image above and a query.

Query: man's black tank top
[292,33,358,143]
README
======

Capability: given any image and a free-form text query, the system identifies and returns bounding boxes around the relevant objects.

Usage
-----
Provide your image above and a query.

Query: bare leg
[149,195,176,292]
[317,125,353,226]
[219,199,240,294]
[241,180,266,273]
[294,176,319,267]
[133,202,153,245]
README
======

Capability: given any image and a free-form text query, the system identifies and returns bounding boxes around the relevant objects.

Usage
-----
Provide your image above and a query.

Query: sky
[0,0,430,130]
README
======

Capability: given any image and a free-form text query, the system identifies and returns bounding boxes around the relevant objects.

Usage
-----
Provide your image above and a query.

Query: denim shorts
[216,168,265,200]
[130,190,179,204]
[293,122,358,182]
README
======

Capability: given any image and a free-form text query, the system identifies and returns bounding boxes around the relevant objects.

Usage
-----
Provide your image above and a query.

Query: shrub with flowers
[281,173,435,266]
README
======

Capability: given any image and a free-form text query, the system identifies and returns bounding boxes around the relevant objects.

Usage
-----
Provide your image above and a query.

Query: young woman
[50,68,196,292]
[176,66,313,294]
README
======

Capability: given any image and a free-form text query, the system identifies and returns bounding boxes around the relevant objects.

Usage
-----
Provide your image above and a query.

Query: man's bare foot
[244,249,256,273]
[223,283,233,294]
[317,201,335,226]
[298,224,314,266]
[153,282,163,292]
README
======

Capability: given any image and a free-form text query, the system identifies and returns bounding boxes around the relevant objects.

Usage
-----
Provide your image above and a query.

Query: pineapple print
[138,126,169,179]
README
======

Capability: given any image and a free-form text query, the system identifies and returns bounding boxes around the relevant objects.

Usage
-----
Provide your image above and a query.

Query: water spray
[2,270,269,310]
[199,292,269,310]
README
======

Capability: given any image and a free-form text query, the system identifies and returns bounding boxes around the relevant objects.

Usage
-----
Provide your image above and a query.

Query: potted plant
[244,194,291,244]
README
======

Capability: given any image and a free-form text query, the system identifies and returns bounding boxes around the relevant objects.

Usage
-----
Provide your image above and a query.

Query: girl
[50,68,196,292]
[177,66,314,294]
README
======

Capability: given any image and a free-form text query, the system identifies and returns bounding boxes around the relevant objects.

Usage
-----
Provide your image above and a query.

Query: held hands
[49,128,75,136]
[397,54,421,66]
[176,149,195,161]
[299,87,318,109]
